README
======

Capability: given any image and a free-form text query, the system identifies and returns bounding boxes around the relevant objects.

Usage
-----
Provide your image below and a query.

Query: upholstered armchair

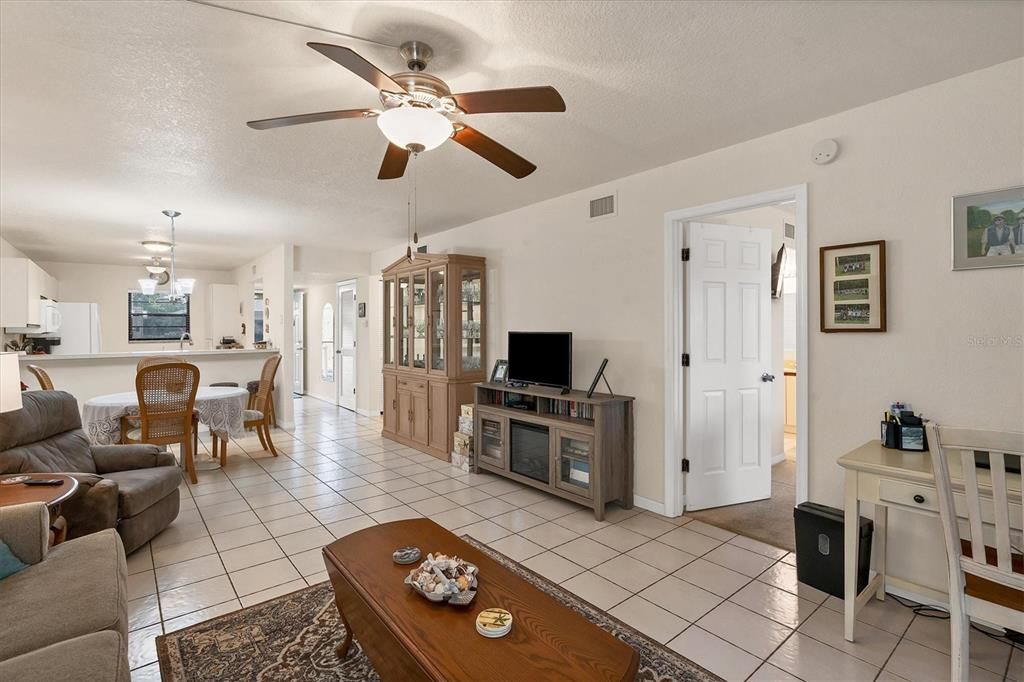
[0,390,182,553]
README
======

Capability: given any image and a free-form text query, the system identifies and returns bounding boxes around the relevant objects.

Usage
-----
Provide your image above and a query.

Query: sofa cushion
[0,631,129,682]
[0,528,126,662]
[0,391,97,474]
[104,466,182,517]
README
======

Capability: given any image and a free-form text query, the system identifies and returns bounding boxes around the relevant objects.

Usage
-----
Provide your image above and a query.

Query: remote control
[23,479,63,486]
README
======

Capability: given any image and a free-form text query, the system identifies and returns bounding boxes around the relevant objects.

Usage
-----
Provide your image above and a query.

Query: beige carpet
[687,447,797,552]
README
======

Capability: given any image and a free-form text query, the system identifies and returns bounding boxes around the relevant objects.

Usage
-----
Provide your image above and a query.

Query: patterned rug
[156,538,720,681]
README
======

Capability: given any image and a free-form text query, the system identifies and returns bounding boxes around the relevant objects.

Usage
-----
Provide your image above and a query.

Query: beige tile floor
[126,397,1022,681]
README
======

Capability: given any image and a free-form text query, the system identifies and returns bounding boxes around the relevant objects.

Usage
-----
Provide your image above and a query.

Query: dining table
[81,386,249,470]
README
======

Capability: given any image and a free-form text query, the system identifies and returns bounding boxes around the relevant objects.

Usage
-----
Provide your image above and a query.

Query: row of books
[545,400,594,421]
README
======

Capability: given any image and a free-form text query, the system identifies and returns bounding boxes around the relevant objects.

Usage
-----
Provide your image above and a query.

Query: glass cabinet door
[556,431,593,498]
[478,413,505,469]
[397,276,410,367]
[429,268,445,372]
[460,268,482,373]
[383,277,395,366]
[412,271,426,369]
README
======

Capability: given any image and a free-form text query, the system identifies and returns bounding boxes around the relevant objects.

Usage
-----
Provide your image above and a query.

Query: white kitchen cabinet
[1,257,56,329]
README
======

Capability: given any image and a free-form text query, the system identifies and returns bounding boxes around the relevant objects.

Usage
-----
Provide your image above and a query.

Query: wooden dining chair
[26,364,54,390]
[242,354,282,459]
[925,423,1024,681]
[125,362,201,483]
[136,355,180,371]
[126,356,200,457]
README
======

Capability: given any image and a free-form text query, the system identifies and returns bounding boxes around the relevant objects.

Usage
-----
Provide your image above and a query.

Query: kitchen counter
[18,348,282,415]
[18,348,275,362]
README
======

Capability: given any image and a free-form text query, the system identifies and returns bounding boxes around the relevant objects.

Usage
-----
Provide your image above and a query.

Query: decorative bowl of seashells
[404,552,479,606]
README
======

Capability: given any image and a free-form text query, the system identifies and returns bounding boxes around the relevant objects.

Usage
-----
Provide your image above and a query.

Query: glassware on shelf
[413,272,426,369]
[461,269,482,371]
[430,269,445,371]
[398,277,410,366]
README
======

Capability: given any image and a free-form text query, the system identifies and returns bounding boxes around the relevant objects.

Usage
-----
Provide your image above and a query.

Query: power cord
[888,593,1024,653]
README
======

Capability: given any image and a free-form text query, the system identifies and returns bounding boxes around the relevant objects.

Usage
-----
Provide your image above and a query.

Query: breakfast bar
[17,349,279,414]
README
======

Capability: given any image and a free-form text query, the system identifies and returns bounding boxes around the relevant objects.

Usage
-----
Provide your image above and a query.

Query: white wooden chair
[925,423,1024,681]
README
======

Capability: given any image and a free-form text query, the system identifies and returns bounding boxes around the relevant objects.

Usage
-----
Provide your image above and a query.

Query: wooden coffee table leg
[335,604,353,659]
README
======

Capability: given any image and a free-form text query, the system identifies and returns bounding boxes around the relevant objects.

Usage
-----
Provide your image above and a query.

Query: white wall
[36,261,236,352]
[369,59,1024,592]
[0,236,26,259]
[235,244,294,427]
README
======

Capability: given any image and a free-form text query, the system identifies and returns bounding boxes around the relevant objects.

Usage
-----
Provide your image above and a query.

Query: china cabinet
[381,253,486,459]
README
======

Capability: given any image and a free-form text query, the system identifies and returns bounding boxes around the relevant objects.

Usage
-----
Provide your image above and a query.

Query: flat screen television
[507,332,572,389]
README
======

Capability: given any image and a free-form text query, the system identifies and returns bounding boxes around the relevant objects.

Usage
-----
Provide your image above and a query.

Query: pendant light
[161,210,190,302]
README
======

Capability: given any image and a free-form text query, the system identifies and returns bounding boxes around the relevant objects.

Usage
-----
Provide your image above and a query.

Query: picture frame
[489,359,508,383]
[819,240,886,333]
[951,185,1024,271]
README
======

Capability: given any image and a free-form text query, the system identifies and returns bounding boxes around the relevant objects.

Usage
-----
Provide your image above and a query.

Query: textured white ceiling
[1,0,1021,269]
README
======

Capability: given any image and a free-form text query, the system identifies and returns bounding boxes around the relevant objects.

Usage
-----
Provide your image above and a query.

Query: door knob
[761,372,776,383]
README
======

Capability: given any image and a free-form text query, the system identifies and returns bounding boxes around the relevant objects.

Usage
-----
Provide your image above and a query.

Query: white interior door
[337,282,357,411]
[685,221,773,510]
[293,291,305,395]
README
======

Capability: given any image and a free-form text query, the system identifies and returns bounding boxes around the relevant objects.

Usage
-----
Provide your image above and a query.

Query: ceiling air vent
[589,192,617,220]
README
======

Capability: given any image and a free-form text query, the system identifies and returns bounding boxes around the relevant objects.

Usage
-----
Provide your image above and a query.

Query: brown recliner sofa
[0,390,181,553]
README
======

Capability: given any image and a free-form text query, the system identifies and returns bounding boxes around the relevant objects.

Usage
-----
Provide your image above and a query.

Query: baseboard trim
[772,451,786,465]
[633,495,669,517]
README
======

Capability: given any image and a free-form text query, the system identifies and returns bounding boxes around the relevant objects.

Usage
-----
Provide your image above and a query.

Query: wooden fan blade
[247,108,376,130]
[307,42,407,93]
[378,143,410,180]
[451,86,565,114]
[451,125,536,179]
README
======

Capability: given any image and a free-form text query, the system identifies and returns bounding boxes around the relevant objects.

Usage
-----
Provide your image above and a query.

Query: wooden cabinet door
[428,381,448,453]
[383,374,398,434]
[397,389,412,439]
[412,392,429,445]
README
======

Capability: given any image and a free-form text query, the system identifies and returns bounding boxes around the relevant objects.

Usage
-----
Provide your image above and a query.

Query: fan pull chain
[406,154,413,260]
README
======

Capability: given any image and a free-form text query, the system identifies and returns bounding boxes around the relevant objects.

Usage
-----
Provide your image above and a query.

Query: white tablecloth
[82,386,249,445]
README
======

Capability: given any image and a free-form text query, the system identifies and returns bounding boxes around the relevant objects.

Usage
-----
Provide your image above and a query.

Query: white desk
[838,441,1022,642]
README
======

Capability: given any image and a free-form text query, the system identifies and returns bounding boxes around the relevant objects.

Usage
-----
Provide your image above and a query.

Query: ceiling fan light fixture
[377,106,452,152]
[141,240,173,253]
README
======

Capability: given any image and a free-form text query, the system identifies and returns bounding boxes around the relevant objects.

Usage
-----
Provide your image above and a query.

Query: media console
[473,382,634,520]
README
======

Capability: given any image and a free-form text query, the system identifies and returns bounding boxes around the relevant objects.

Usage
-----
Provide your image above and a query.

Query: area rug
[156,538,721,682]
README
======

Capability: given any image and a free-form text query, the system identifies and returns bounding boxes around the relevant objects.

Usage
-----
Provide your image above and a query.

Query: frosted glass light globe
[377,106,453,152]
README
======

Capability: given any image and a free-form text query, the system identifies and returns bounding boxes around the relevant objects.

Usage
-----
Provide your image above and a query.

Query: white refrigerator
[52,303,101,354]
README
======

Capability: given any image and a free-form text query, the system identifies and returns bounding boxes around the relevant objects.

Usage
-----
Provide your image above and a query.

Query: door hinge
[681,248,690,262]
[681,459,690,473]
[681,353,690,367]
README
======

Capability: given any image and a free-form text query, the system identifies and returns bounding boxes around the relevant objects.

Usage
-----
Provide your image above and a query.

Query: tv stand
[473,382,634,520]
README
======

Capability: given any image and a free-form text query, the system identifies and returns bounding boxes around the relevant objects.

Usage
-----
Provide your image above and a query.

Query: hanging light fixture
[137,277,157,295]
[145,257,166,274]
[377,106,453,153]
[141,240,173,253]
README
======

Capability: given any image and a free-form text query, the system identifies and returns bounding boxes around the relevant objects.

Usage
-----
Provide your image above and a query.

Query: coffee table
[323,518,639,681]
[0,474,79,544]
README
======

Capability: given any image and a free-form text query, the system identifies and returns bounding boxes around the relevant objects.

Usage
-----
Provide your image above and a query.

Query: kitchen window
[128,292,191,342]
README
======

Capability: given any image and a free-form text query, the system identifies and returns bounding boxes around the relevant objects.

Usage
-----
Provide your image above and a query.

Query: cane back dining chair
[924,422,1024,681]
[125,362,201,483]
[241,354,282,460]
[126,356,200,457]
[26,364,54,390]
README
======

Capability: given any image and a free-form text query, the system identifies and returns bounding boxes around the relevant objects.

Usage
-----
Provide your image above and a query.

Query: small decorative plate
[392,546,422,565]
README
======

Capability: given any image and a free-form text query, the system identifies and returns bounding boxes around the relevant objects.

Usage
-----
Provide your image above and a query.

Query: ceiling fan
[247,41,565,180]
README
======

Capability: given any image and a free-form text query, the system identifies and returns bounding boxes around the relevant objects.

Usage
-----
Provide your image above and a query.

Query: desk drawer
[879,480,937,512]
[397,378,427,394]
[878,479,1023,529]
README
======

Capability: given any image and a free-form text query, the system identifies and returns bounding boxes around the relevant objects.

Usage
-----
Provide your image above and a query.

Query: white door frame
[663,184,809,517]
[336,280,357,411]
[293,290,305,395]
